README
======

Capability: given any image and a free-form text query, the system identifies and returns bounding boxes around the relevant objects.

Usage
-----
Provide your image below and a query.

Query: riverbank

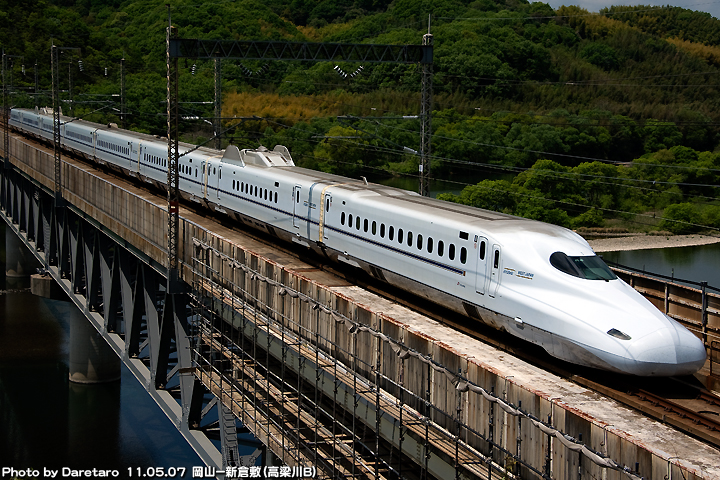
[587,234,720,252]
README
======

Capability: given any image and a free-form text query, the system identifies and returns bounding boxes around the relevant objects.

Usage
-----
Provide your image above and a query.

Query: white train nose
[627,324,707,376]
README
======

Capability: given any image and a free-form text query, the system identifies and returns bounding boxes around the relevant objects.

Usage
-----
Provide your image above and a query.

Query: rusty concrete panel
[378,317,402,399]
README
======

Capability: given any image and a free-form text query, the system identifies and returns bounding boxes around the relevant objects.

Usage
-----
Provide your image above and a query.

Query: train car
[9,107,707,376]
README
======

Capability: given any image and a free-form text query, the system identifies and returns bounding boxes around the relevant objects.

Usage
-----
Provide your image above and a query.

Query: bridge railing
[609,263,720,350]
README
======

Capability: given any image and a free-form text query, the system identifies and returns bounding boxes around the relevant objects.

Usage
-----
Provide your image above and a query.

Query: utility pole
[3,52,8,169]
[34,61,38,107]
[68,58,74,117]
[51,44,61,204]
[120,56,126,129]
[214,58,221,150]
[419,19,433,197]
[166,4,180,291]
[51,45,78,205]
[2,52,22,169]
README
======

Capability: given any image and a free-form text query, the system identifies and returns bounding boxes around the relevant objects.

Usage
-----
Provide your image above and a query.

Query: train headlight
[607,328,631,340]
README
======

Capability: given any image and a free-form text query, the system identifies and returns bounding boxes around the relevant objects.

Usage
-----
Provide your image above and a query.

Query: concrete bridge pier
[68,315,121,384]
[6,226,41,286]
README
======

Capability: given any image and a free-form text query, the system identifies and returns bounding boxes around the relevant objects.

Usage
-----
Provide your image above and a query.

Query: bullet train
[10,107,707,376]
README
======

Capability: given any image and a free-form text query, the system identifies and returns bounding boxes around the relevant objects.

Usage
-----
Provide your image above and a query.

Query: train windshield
[549,252,617,281]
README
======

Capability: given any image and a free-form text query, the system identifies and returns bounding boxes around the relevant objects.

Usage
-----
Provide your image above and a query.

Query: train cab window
[549,252,616,280]
[364,219,368,233]
[494,250,500,269]
[480,241,486,260]
[398,229,404,244]
[372,221,377,235]
[449,244,456,261]
[407,231,413,247]
[341,212,346,225]
[356,216,361,230]
[460,247,467,264]
[417,234,423,250]
[427,237,433,253]
[380,224,385,238]
[438,241,444,257]
[389,226,394,241]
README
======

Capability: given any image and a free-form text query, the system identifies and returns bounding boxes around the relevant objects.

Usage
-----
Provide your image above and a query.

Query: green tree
[659,203,702,234]
[580,42,620,70]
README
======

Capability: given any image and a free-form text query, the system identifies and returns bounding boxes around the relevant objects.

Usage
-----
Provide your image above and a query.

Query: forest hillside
[2,0,720,233]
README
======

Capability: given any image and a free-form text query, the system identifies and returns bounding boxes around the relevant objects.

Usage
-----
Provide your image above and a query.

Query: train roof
[15,107,220,156]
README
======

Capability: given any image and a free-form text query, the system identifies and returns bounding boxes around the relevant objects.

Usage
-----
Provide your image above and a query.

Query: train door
[319,192,332,242]
[201,161,208,199]
[137,144,142,174]
[216,165,222,200]
[475,236,488,294]
[488,244,502,298]
[292,185,302,228]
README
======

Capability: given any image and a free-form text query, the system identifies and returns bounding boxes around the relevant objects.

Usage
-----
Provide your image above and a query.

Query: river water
[0,223,204,471]
[602,242,720,290]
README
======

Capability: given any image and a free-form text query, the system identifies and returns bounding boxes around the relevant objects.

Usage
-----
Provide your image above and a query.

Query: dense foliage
[3,0,720,233]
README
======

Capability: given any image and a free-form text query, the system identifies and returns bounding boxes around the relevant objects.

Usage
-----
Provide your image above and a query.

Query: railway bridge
[1,130,719,480]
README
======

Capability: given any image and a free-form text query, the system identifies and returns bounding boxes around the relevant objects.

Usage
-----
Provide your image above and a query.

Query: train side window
[255,186,258,197]
[494,250,500,269]
[356,216,361,230]
[460,247,467,264]
[265,189,268,200]
[427,237,433,253]
[274,192,278,203]
[480,241,486,260]
[241,182,244,192]
[438,241,444,257]
[372,221,377,235]
[389,226,394,241]
[398,229,404,244]
[296,189,299,203]
[341,212,346,225]
[407,231,413,247]
[326,197,330,212]
[449,244,456,261]
[417,234,423,250]
[380,223,385,238]
[364,219,368,233]
[232,180,236,190]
